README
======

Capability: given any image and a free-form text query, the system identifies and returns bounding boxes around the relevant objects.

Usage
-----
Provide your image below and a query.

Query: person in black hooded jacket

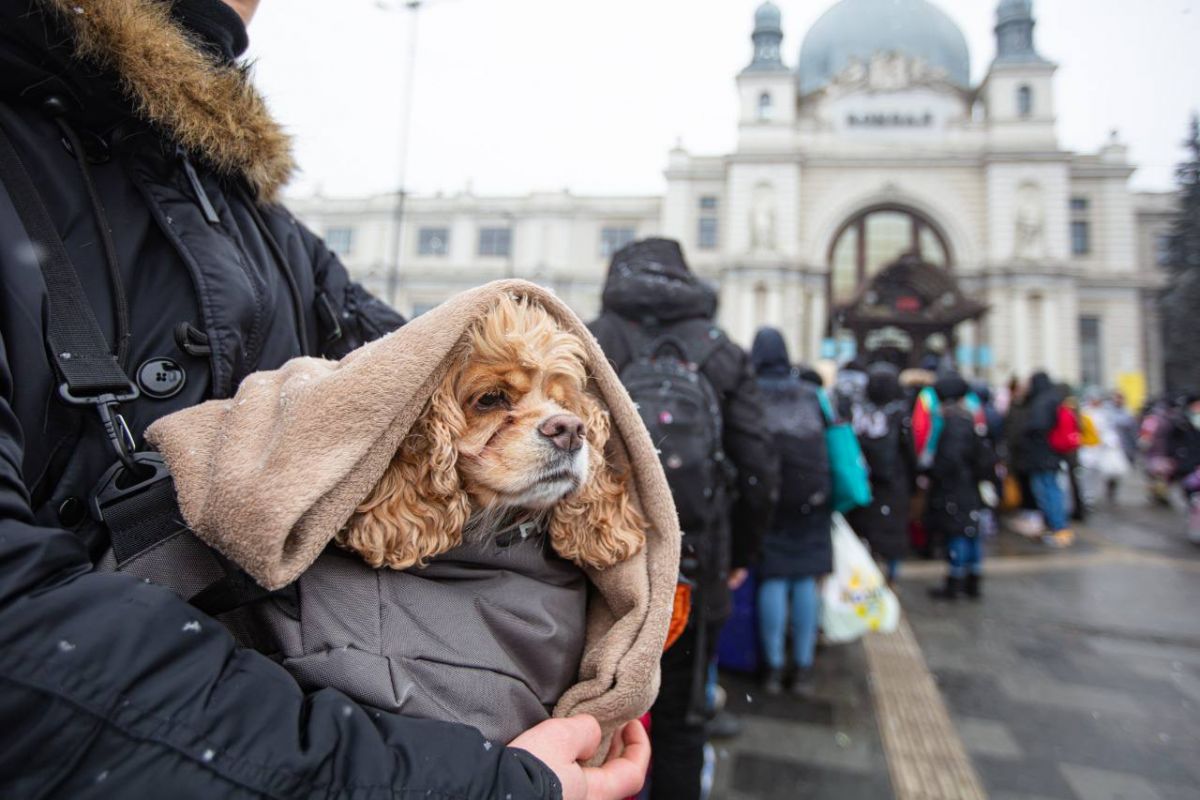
[1022,371,1074,546]
[847,362,915,583]
[590,238,777,800]
[0,2,648,798]
[925,373,996,600]
[750,327,833,696]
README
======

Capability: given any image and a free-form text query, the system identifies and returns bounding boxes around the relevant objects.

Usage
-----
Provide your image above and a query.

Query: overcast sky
[246,0,1200,199]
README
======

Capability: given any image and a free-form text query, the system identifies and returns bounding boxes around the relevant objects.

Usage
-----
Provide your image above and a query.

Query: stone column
[809,288,827,365]
[1040,287,1060,377]
[1011,286,1030,379]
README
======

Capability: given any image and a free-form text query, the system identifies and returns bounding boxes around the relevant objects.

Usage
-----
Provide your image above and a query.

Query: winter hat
[935,372,969,402]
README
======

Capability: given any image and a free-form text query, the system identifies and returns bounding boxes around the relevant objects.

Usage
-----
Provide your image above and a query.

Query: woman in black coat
[750,328,833,696]
[847,363,914,582]
[926,374,997,600]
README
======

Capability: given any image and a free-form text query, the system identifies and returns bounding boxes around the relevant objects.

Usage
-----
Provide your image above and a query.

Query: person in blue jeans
[750,328,834,694]
[1022,373,1075,547]
[926,374,998,599]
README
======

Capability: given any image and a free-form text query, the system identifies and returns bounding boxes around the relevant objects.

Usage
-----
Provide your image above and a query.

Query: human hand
[509,715,649,800]
[727,568,749,590]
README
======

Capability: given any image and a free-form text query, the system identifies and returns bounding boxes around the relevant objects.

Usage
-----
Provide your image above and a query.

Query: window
[477,227,512,257]
[1155,233,1172,267]
[827,207,951,305]
[757,91,773,122]
[1071,221,1091,256]
[1017,85,1033,118]
[698,217,719,250]
[417,227,449,257]
[599,226,636,258]
[699,196,719,211]
[324,227,354,256]
[1070,197,1091,257]
[1079,316,1103,388]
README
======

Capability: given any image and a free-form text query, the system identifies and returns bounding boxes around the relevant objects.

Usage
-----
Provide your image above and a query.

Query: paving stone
[957,716,1023,759]
[1059,763,1165,800]
[722,716,877,773]
[728,753,892,800]
[997,672,1147,719]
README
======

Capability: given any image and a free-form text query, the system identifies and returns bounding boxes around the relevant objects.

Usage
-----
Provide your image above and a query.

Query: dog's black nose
[538,414,585,452]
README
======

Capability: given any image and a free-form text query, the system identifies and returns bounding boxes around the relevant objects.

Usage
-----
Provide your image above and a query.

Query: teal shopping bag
[817,389,873,513]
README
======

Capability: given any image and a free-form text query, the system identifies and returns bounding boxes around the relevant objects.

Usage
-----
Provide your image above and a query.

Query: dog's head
[339,294,646,571]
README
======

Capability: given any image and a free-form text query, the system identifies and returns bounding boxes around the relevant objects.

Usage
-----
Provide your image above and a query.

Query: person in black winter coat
[1022,372,1073,546]
[750,328,833,696]
[847,363,915,583]
[926,373,996,600]
[0,3,647,798]
[590,238,778,800]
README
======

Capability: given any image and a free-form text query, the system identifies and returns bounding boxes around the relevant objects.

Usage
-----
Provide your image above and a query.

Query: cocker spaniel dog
[338,294,647,571]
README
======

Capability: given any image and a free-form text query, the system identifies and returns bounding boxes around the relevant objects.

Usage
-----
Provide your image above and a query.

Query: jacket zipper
[177,146,220,224]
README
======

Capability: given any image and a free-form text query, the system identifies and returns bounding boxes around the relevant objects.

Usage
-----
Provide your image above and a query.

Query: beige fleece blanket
[145,279,679,736]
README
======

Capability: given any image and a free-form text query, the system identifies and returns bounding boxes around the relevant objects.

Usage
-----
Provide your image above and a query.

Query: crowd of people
[590,238,1200,797]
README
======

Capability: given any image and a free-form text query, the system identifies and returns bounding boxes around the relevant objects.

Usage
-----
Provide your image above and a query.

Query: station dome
[797,0,971,95]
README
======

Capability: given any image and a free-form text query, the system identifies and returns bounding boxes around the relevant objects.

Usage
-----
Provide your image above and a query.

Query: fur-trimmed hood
[3,0,293,199]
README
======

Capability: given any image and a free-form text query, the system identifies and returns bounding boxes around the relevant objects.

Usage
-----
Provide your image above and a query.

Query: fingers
[582,721,650,800]
[617,719,651,773]
[562,714,602,763]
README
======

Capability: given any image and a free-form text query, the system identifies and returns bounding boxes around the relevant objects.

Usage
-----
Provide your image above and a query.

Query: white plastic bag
[820,514,900,643]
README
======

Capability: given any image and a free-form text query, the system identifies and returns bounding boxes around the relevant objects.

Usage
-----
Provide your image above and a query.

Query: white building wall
[985,160,1071,265]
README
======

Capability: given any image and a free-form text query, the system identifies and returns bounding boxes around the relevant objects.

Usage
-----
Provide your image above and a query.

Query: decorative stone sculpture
[751,182,777,253]
[1014,181,1045,260]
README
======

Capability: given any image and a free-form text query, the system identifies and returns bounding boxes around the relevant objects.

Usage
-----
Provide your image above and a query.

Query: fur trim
[44,0,294,200]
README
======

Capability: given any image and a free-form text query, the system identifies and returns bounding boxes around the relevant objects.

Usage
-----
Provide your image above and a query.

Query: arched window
[757,91,773,122]
[827,207,952,306]
[1017,85,1033,118]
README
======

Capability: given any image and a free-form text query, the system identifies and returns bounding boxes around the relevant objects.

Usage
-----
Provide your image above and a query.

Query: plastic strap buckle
[58,383,140,472]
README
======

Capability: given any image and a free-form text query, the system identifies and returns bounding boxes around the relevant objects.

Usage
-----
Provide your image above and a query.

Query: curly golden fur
[339,295,647,571]
[42,0,294,200]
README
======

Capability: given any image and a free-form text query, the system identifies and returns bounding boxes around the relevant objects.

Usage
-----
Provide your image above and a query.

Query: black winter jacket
[750,328,832,579]
[589,239,778,620]
[846,364,914,562]
[925,404,995,539]
[0,2,557,797]
[1015,372,1064,474]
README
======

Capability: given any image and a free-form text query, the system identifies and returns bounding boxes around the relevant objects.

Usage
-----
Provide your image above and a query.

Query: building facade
[288,0,1172,391]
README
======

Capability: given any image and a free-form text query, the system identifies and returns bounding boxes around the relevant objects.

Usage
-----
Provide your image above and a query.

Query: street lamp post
[378,0,426,311]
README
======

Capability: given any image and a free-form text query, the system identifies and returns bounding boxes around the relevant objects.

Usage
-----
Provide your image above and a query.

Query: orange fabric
[664,582,691,652]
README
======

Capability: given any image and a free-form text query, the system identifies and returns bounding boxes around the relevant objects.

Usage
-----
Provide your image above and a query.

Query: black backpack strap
[0,117,140,471]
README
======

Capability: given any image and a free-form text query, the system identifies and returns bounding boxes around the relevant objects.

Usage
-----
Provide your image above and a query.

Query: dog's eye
[474,391,509,411]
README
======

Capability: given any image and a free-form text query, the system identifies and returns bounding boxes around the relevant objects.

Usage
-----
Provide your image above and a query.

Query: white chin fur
[509,443,589,509]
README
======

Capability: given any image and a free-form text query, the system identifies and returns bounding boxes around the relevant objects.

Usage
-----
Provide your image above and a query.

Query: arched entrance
[824,205,980,366]
[827,205,953,303]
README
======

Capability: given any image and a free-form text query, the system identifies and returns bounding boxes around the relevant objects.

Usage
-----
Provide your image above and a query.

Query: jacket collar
[38,0,293,200]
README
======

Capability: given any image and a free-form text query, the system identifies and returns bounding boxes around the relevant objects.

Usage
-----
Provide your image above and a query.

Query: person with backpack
[750,328,834,695]
[925,373,998,600]
[0,2,646,798]
[847,363,915,584]
[590,238,778,800]
[1023,372,1075,548]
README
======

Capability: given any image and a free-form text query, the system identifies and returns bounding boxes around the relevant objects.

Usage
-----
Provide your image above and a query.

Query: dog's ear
[550,391,647,570]
[338,376,470,569]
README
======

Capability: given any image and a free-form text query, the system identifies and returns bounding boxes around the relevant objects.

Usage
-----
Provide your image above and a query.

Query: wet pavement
[710,477,1200,799]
